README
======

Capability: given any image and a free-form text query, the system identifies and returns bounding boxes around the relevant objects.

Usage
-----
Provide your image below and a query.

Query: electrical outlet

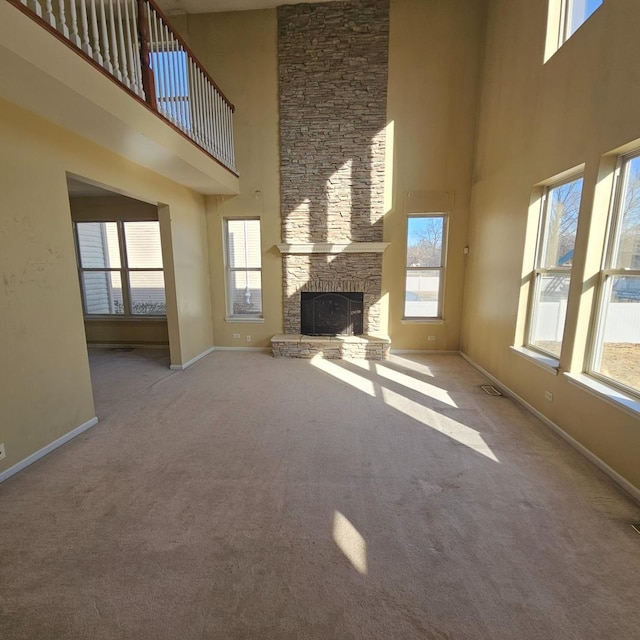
[544,390,553,402]
[232,333,240,339]
[246,335,251,342]
[427,335,436,341]
[0,443,6,461]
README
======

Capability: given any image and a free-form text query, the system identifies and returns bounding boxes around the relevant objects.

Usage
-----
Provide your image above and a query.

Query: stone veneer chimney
[277,0,390,340]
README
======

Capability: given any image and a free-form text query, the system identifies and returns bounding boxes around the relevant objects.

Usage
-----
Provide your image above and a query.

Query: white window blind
[225,219,263,318]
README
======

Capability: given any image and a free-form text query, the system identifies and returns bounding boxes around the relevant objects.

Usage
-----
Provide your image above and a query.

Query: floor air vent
[481,385,503,396]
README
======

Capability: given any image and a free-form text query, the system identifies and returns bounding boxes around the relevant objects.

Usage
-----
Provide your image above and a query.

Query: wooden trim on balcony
[4,0,239,177]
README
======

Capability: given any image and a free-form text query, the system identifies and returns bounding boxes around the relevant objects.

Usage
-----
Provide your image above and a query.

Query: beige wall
[182,9,282,348]
[463,0,640,491]
[383,0,485,350]
[0,98,213,475]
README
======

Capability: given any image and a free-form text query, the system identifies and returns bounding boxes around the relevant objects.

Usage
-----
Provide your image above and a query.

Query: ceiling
[157,0,338,16]
[67,177,121,197]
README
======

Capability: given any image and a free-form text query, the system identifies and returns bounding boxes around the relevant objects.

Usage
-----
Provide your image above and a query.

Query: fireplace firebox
[301,292,363,336]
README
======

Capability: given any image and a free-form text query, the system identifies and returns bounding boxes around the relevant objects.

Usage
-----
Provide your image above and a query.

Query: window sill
[509,345,559,375]
[564,373,640,420]
[225,316,264,324]
[401,318,444,324]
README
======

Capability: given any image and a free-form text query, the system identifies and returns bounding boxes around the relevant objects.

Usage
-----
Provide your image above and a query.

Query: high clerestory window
[545,0,603,61]
[404,214,448,319]
[75,221,166,316]
[588,151,640,396]
[224,219,263,319]
[526,176,584,358]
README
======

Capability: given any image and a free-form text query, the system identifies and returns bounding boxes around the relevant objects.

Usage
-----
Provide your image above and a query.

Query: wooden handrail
[5,0,237,173]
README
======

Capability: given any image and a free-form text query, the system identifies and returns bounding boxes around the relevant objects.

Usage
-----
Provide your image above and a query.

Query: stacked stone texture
[278,0,389,339]
[271,337,390,360]
[282,253,382,334]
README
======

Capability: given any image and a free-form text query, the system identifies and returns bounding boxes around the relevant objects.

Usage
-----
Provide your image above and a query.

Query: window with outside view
[225,219,262,319]
[75,221,166,316]
[405,214,447,319]
[527,176,584,358]
[561,0,603,44]
[589,152,640,396]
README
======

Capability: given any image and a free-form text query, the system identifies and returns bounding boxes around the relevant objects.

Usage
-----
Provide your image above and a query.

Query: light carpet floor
[1,349,639,639]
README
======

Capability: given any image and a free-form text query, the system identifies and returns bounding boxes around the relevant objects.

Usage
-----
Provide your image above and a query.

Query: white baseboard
[88,343,169,349]
[391,349,461,355]
[213,346,271,353]
[170,346,215,370]
[0,417,99,484]
[459,352,640,504]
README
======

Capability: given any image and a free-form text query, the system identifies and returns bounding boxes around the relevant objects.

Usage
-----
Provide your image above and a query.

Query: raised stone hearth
[271,334,390,360]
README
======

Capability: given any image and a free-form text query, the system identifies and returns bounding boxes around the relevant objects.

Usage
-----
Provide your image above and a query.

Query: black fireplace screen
[301,292,363,336]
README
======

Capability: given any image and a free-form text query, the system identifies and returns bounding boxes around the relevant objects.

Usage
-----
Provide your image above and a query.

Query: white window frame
[224,218,263,320]
[404,213,448,320]
[587,150,640,398]
[525,174,584,358]
[74,220,166,318]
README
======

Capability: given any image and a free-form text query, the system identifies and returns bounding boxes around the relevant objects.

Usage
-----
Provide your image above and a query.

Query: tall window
[150,47,191,130]
[527,176,584,357]
[225,219,262,319]
[589,152,640,396]
[75,221,166,316]
[404,214,447,319]
[560,0,603,44]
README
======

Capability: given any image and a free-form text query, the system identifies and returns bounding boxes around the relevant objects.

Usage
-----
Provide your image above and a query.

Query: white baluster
[195,69,206,146]
[150,10,165,114]
[208,84,217,156]
[227,103,235,170]
[115,0,130,88]
[27,0,43,18]
[44,0,57,27]
[68,0,81,47]
[98,0,113,74]
[88,0,103,65]
[174,41,187,131]
[107,0,121,81]
[214,91,223,158]
[57,0,69,38]
[202,76,211,151]
[198,71,209,149]
[224,102,232,168]
[126,0,142,96]
[167,29,180,127]
[187,58,197,138]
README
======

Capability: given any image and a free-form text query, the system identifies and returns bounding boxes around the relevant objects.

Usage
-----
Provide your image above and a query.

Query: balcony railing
[8,0,237,174]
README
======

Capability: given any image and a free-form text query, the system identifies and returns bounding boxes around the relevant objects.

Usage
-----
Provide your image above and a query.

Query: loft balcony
[0,0,239,195]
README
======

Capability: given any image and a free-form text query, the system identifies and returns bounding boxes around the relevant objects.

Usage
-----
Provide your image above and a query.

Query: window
[75,221,166,316]
[560,0,603,44]
[404,214,447,319]
[225,219,262,319]
[589,152,640,396]
[149,47,191,130]
[526,176,584,357]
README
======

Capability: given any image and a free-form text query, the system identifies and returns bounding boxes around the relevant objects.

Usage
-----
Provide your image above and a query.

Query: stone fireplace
[271,0,391,359]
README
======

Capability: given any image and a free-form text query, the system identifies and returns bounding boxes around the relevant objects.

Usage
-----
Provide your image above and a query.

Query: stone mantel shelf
[276,242,390,254]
